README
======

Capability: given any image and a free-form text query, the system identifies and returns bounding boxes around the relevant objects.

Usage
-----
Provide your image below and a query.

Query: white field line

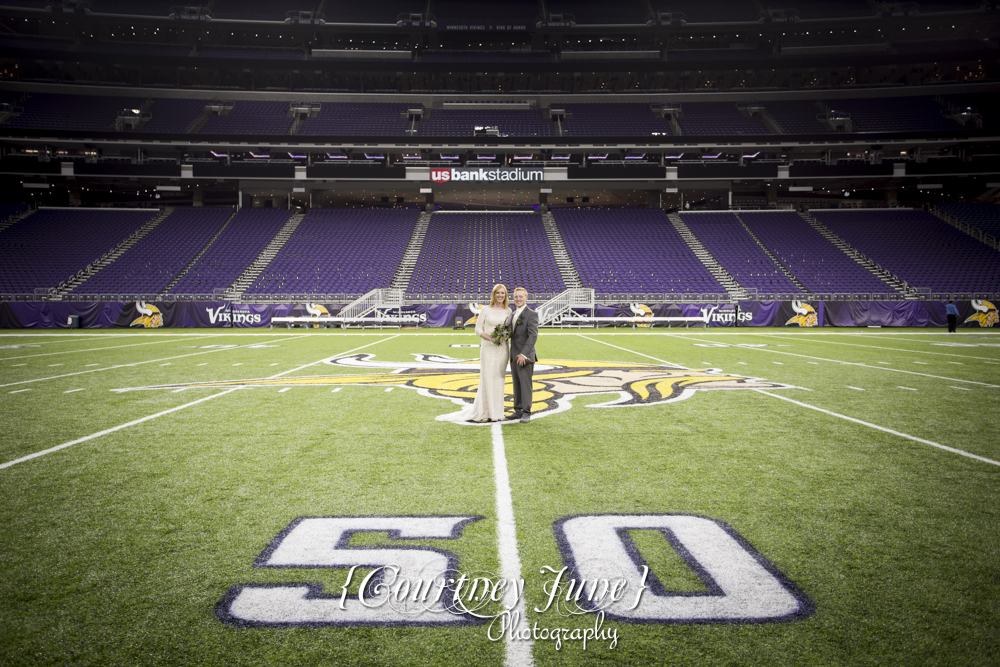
[0,389,241,470]
[491,423,534,667]
[950,386,971,391]
[0,336,398,471]
[0,335,306,389]
[64,388,85,394]
[576,334,689,368]
[898,386,918,391]
[664,333,1000,388]
[750,332,1000,362]
[0,334,217,361]
[755,390,1000,468]
[847,386,865,391]
[279,388,290,393]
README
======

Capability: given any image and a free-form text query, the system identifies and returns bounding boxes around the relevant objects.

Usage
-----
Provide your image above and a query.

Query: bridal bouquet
[491,322,513,346]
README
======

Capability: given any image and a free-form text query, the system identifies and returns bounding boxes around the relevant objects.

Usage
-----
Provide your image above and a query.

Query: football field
[1,327,999,667]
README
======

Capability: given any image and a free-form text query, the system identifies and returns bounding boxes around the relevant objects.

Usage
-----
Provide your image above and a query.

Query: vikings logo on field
[965,300,998,328]
[785,301,818,327]
[131,301,163,328]
[629,303,653,328]
[113,353,793,421]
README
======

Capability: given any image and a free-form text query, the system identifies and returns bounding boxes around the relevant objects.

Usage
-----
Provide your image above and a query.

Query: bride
[437,283,511,423]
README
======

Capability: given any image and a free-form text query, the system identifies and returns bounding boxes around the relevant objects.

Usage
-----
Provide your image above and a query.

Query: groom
[506,286,538,423]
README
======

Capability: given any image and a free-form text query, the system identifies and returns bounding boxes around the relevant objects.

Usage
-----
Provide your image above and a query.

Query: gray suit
[509,306,539,415]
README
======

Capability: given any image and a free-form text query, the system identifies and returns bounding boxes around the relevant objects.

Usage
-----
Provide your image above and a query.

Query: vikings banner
[2,301,124,328]
[824,299,997,328]
[737,301,825,328]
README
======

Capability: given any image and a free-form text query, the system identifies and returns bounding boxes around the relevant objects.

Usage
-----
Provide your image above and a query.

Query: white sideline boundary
[749,332,1000,363]
[0,336,398,471]
[0,335,309,389]
[579,334,1000,469]
[492,423,534,667]
[755,390,1000,468]
[665,333,1000,388]
[0,334,218,361]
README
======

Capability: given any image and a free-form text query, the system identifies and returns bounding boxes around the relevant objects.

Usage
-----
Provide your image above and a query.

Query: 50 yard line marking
[492,423,534,667]
[0,335,399,471]
[583,334,1000,469]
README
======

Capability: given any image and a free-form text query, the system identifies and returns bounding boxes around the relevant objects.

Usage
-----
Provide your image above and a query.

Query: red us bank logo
[431,169,452,183]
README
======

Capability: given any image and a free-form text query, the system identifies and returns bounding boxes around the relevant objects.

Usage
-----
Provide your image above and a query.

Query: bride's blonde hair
[489,284,509,308]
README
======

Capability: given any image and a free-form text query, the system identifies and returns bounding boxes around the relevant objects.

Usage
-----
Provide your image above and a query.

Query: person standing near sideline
[506,287,538,423]
[946,300,960,333]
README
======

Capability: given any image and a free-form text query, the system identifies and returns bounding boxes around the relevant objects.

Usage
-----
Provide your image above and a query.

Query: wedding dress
[436,306,510,423]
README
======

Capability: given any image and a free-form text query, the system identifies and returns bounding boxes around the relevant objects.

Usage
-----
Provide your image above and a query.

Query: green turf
[1,328,998,666]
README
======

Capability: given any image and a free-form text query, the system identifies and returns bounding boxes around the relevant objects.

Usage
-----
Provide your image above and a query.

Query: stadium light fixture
[475,155,496,160]
[587,154,608,160]
[551,155,571,160]
[326,153,347,159]
[402,155,422,160]
[742,152,760,158]
[288,154,306,159]
[701,153,722,159]
[663,153,684,159]
[249,152,269,158]
[440,155,459,160]
[210,151,227,158]
[512,155,534,160]
[624,154,646,160]
[364,154,384,160]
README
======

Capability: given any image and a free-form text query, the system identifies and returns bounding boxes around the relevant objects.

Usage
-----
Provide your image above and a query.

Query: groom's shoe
[519,412,531,423]
[504,412,522,421]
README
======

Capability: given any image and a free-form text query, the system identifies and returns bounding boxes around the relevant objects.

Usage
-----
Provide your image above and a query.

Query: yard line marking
[47,364,63,367]
[577,334,689,368]
[737,361,747,365]
[12,363,25,367]
[898,386,918,391]
[197,363,208,366]
[808,362,819,365]
[0,336,305,389]
[948,362,964,365]
[9,389,32,394]
[279,388,290,393]
[914,361,929,365]
[267,335,401,379]
[847,386,865,391]
[171,388,186,393]
[773,362,784,365]
[0,388,240,471]
[0,334,217,361]
[664,333,1000,388]
[86,363,99,366]
[233,363,243,366]
[756,390,1000,468]
[384,387,393,392]
[877,361,890,365]
[270,363,279,366]
[750,332,1000,362]
[491,423,534,667]
[988,362,999,365]
[950,386,971,391]
[331,388,341,393]
[63,388,85,394]
[160,363,172,366]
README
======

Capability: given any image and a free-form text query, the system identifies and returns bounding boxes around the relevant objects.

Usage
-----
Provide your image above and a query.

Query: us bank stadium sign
[430,167,545,183]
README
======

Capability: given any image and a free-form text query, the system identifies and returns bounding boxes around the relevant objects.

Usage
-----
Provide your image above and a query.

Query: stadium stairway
[0,207,34,234]
[541,211,583,289]
[390,211,430,291]
[798,210,909,297]
[52,208,171,299]
[667,213,748,300]
[223,211,304,300]
[930,207,1000,252]
[159,208,239,296]
[732,213,810,293]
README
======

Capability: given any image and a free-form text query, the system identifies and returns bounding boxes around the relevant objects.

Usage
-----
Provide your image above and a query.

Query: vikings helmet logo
[629,303,653,328]
[464,303,486,326]
[785,301,818,327]
[130,301,163,328]
[113,353,793,422]
[965,300,998,328]
[305,303,330,328]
